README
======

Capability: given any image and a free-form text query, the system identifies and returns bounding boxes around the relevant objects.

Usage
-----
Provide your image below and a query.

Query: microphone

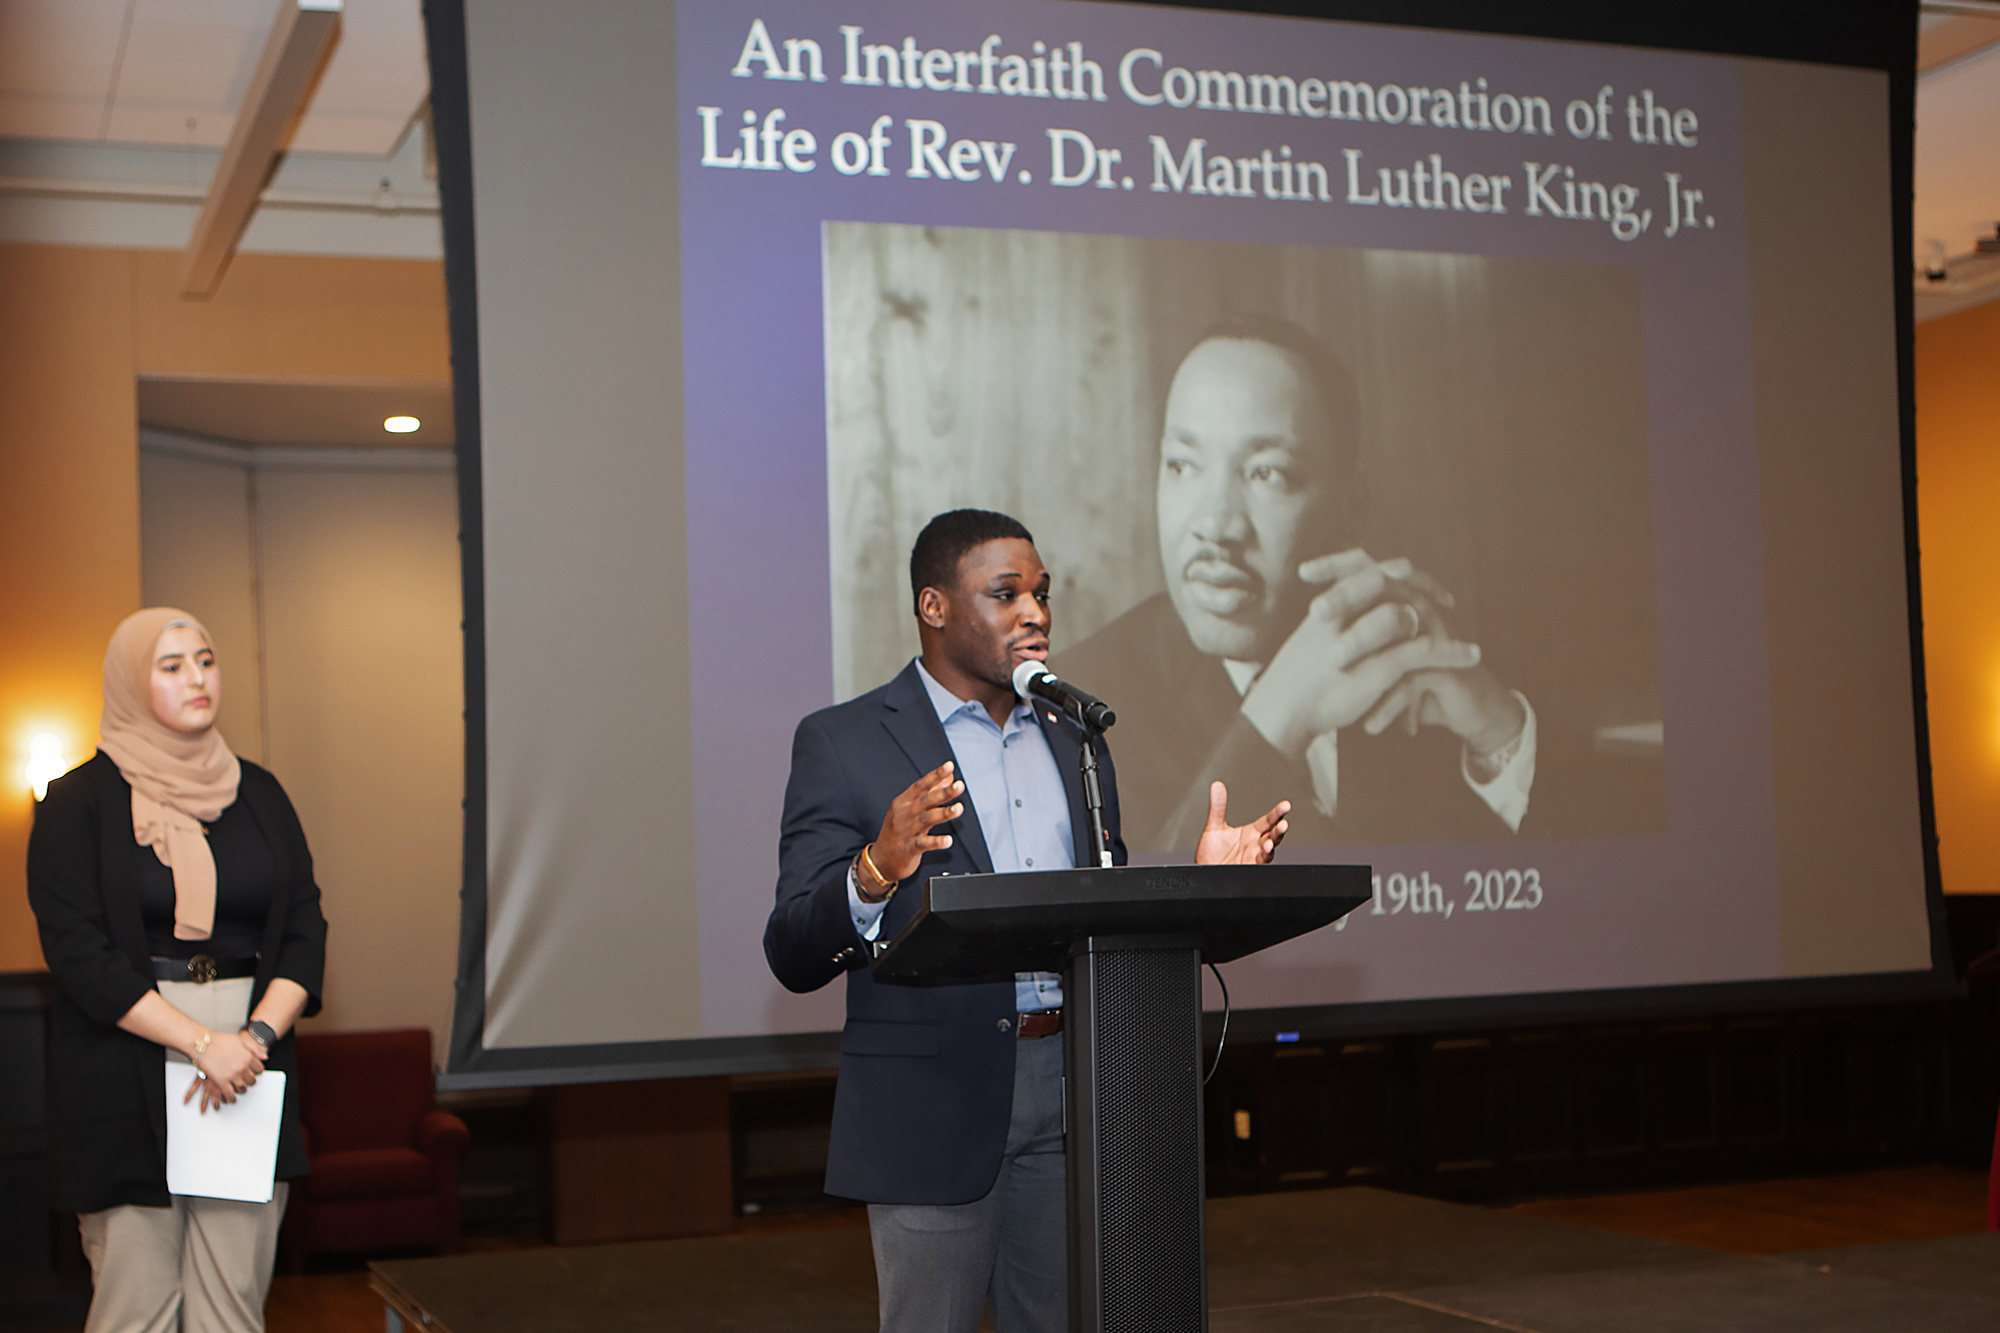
[1012,660,1116,731]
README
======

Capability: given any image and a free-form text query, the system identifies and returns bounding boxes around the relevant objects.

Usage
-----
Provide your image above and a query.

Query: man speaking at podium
[766,509,1288,1333]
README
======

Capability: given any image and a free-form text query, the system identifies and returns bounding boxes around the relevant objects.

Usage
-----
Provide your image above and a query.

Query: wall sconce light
[384,415,421,434]
[26,731,66,802]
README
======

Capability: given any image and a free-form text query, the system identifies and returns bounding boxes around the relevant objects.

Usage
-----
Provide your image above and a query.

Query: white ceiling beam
[179,0,343,298]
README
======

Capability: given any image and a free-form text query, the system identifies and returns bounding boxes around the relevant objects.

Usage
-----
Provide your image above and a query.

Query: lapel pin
[1047,713,1059,725]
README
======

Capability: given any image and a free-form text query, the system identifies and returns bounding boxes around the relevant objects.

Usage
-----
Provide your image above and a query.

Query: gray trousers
[869,1032,1067,1333]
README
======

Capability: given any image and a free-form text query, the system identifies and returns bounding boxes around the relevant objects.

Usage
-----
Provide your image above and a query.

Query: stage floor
[369,1185,2000,1331]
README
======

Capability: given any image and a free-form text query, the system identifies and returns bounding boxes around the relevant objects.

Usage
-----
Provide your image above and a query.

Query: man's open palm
[1193,782,1289,865]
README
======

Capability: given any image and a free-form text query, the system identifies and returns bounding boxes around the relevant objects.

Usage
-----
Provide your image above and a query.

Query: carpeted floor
[1507,1164,1989,1254]
[343,1167,1997,1333]
[24,1165,1980,1333]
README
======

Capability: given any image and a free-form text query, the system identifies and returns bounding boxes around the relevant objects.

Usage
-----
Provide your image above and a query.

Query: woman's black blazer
[27,751,327,1214]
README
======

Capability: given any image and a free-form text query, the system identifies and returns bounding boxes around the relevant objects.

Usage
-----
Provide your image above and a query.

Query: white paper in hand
[164,1065,286,1203]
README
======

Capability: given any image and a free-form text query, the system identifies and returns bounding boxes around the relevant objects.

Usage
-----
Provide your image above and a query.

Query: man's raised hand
[1193,782,1289,865]
[870,762,965,883]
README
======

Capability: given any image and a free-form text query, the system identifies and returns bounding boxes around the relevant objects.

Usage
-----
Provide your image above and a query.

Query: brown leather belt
[1017,1009,1063,1040]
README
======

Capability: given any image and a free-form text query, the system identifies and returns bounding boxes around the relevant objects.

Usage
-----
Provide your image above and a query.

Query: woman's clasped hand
[186,1025,269,1111]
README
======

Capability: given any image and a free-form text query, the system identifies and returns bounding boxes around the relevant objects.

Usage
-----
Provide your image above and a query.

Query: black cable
[1203,961,1230,1085]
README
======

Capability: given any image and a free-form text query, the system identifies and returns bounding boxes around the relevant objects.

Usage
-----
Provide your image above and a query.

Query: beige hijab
[98,608,242,941]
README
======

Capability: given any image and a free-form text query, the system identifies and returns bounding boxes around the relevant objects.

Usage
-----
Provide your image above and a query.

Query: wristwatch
[243,1019,278,1051]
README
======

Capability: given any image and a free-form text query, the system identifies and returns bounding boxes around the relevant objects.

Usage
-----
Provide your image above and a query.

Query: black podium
[872,863,1370,1333]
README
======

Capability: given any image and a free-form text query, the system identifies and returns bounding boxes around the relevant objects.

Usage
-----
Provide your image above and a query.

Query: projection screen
[428,0,1946,1087]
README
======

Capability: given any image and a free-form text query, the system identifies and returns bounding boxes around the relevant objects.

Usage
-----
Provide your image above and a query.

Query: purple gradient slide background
[675,0,1771,1037]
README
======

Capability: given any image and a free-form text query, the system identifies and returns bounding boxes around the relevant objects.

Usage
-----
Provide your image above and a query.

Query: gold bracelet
[191,1030,213,1075]
[856,844,897,903]
[859,842,890,890]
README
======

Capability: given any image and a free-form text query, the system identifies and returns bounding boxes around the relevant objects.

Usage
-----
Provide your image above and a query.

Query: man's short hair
[1181,313,1362,480]
[910,509,1034,615]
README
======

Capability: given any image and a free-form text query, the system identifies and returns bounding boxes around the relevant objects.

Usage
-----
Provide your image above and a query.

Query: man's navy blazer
[765,660,1127,1206]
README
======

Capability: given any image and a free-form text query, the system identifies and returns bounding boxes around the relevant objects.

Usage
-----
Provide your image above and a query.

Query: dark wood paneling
[1654,1024,1719,1154]
[1503,1032,1574,1194]
[1722,1020,1787,1149]
[1793,1022,1856,1143]
[0,971,54,1272]
[1856,1021,1925,1145]
[732,1072,842,1216]
[541,1077,732,1245]
[1331,1042,1405,1185]
[1578,1028,1646,1159]
[1266,1047,1334,1184]
[1208,994,1996,1204]
[1422,1038,1498,1187]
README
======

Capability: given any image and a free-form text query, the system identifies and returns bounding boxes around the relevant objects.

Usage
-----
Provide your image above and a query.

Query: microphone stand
[1076,717,1114,870]
[1021,661,1117,868]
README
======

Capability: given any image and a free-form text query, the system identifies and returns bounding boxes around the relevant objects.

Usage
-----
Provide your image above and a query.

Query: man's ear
[917,585,948,630]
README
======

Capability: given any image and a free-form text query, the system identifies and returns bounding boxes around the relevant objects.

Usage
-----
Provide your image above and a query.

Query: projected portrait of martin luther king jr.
[1056,314,1537,852]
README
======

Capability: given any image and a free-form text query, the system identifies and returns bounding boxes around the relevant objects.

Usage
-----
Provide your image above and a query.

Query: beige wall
[139,439,464,1048]
[139,447,265,762]
[0,244,454,1045]
[1917,299,2000,894]
[0,247,142,974]
[253,459,463,1047]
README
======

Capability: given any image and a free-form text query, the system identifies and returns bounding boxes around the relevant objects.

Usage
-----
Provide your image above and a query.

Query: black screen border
[426,0,1947,1089]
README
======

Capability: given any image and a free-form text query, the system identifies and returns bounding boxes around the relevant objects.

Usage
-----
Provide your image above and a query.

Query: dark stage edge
[368,1189,2000,1332]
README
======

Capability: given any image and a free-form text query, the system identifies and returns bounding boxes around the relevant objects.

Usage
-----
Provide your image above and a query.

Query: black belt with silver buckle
[151,955,257,984]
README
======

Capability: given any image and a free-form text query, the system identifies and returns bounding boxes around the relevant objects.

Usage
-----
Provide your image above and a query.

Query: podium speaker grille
[1080,944,1206,1330]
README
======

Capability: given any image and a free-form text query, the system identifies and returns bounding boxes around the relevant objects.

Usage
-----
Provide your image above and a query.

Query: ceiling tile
[46,0,430,155]
[100,0,270,147]
[0,0,132,96]
[0,0,133,138]
[0,91,110,140]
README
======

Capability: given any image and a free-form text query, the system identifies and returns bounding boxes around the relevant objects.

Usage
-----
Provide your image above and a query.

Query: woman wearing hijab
[28,607,327,1333]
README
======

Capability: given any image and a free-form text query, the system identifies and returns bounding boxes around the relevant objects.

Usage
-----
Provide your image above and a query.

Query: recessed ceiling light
[384,415,421,434]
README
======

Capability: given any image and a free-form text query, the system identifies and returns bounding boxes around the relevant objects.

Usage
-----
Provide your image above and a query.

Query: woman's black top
[28,752,327,1213]
[138,799,282,962]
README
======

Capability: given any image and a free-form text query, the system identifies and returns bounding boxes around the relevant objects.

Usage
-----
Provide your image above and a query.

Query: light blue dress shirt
[849,659,1074,1011]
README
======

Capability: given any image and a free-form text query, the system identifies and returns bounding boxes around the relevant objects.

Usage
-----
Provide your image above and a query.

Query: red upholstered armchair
[284,1029,469,1260]
[1989,1104,1999,1232]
